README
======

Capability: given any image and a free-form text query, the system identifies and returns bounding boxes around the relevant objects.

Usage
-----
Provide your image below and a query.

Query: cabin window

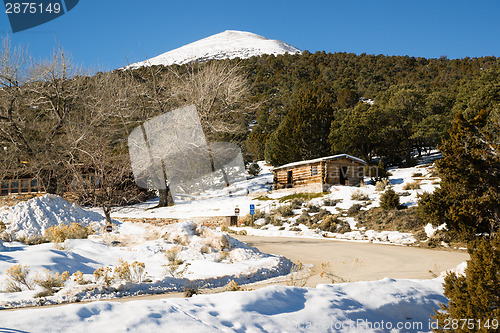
[20,179,30,193]
[1,180,8,195]
[0,178,41,196]
[311,166,318,176]
[10,180,19,194]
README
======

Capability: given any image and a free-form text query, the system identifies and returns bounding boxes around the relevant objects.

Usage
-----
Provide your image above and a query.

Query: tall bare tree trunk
[158,187,174,206]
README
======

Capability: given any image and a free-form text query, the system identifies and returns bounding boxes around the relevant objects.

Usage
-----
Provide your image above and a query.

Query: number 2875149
[5,2,61,14]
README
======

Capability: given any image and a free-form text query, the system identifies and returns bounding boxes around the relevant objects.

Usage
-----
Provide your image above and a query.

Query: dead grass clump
[426,229,451,248]
[45,223,93,243]
[403,181,421,190]
[240,210,266,226]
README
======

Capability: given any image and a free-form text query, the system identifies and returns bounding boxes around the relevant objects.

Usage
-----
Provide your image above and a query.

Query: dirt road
[2,236,469,310]
[234,235,469,287]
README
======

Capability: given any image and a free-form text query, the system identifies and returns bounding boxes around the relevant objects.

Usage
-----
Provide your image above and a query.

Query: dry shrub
[164,247,190,278]
[225,280,242,291]
[306,203,320,213]
[380,188,401,210]
[4,264,33,292]
[201,228,230,250]
[45,223,93,243]
[17,235,47,245]
[375,180,389,191]
[289,198,305,209]
[318,215,351,233]
[265,213,282,226]
[403,181,421,190]
[411,172,423,177]
[320,262,348,283]
[114,260,147,283]
[276,205,294,217]
[218,250,230,262]
[238,230,247,235]
[323,198,341,206]
[312,208,331,223]
[347,203,362,215]
[356,207,424,232]
[94,267,113,286]
[286,262,310,287]
[72,271,91,285]
[351,190,370,201]
[34,269,69,295]
[296,212,311,226]
[184,281,200,297]
[240,210,266,226]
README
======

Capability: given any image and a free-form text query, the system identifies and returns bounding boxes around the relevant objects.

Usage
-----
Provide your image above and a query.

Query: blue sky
[0,0,498,70]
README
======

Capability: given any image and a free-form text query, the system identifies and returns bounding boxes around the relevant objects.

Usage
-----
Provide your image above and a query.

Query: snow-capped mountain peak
[127,30,301,69]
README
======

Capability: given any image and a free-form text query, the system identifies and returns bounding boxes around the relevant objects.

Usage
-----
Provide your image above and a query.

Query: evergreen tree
[264,86,334,166]
[380,188,401,210]
[419,109,500,239]
[433,238,500,332]
[329,103,378,161]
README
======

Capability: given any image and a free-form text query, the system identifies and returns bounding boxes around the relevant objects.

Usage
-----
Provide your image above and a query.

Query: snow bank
[0,194,106,238]
[0,278,447,332]
[0,221,292,308]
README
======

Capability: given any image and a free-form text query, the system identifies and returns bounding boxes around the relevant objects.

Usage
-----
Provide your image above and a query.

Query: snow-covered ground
[0,153,470,332]
[0,277,454,333]
[0,210,291,308]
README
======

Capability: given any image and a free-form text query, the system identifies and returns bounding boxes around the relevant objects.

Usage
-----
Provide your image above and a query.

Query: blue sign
[250,204,255,215]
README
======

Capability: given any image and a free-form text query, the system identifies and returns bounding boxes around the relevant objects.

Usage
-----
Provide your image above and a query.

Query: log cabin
[272,154,367,191]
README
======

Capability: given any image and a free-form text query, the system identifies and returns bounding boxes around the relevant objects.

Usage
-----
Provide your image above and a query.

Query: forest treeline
[1,38,499,214]
[228,51,499,166]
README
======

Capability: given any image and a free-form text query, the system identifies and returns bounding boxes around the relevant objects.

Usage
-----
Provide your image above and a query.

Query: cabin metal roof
[272,154,367,171]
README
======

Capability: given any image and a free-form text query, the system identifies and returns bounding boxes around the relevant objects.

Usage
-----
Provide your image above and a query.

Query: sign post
[250,204,255,224]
